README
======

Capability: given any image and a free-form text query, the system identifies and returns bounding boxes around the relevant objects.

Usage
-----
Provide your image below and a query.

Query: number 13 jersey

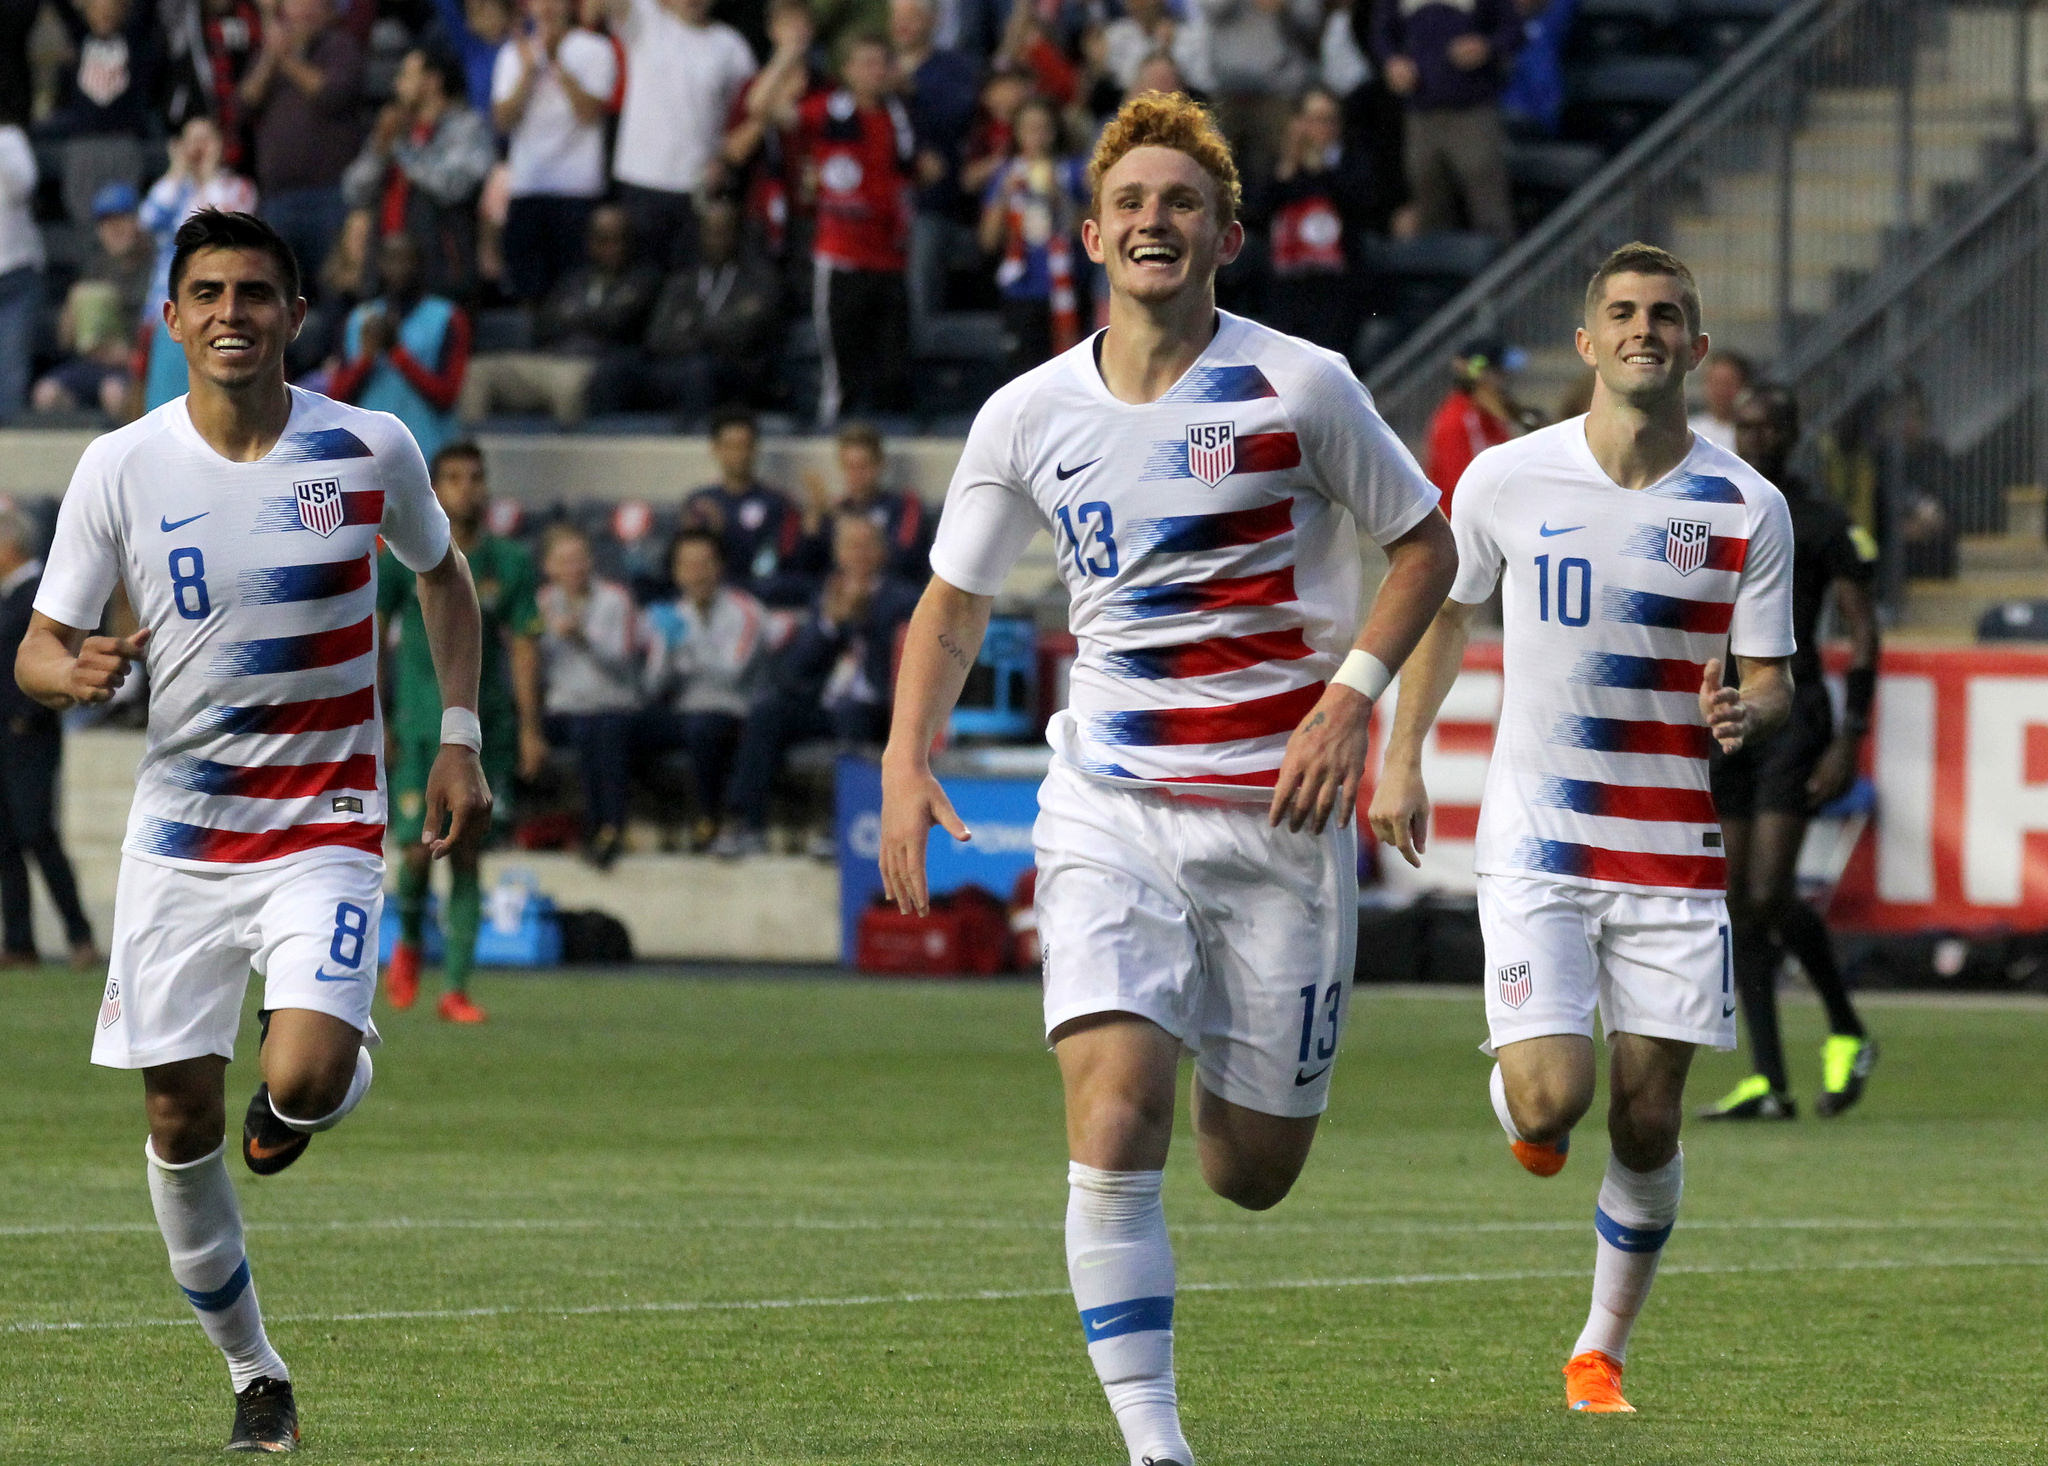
[930,312,1440,796]
[1448,417,1795,897]
[37,389,452,871]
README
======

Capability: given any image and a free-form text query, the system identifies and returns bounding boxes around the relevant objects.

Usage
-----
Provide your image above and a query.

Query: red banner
[1358,643,2048,934]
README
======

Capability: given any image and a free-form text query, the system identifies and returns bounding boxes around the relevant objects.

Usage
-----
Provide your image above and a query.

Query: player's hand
[68,627,151,704]
[1806,734,1860,811]
[878,759,970,916]
[517,720,550,780]
[1699,657,1750,754]
[1367,759,1431,868]
[1270,683,1372,835]
[423,743,493,860]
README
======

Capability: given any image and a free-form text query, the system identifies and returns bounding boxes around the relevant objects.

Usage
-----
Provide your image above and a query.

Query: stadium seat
[1507,141,1609,229]
[1977,599,2048,641]
[1562,56,1707,148]
[1567,0,1680,62]
[472,307,535,353]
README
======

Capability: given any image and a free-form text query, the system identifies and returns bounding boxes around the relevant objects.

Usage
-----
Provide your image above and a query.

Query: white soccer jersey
[1448,417,1795,896]
[37,389,451,871]
[931,312,1439,794]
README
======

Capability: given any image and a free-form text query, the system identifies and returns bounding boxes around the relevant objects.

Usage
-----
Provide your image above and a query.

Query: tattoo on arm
[937,632,971,670]
[1305,712,1326,730]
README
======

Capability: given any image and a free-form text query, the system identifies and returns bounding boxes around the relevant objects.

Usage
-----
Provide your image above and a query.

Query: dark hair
[1744,382,1799,439]
[709,406,757,439]
[413,45,467,102]
[670,527,724,566]
[429,439,486,482]
[1583,241,1700,337]
[836,420,884,458]
[1705,348,1754,382]
[168,209,301,304]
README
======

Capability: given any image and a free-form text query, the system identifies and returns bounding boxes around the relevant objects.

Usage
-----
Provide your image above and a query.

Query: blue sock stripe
[1594,1207,1673,1254]
[1078,1294,1174,1342]
[179,1257,252,1313]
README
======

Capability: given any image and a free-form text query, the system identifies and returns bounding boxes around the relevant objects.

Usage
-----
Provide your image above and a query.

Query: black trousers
[503,194,597,305]
[815,264,910,424]
[0,729,93,955]
[616,183,700,275]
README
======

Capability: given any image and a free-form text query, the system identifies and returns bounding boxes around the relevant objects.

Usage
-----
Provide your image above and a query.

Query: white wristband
[440,707,483,751]
[1331,649,1392,702]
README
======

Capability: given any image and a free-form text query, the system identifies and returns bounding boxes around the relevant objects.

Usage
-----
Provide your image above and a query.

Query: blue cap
[91,181,139,219]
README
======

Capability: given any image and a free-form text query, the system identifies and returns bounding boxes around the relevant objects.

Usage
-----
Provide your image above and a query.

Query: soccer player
[1700,384,1880,1120]
[880,94,1458,1466]
[1369,243,1795,1414]
[15,210,489,1453]
[381,440,546,1023]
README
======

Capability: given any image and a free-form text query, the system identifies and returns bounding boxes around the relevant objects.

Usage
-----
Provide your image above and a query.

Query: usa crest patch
[99,977,121,1029]
[1498,961,1532,1010]
[1665,518,1711,576]
[294,478,346,537]
[1186,422,1235,486]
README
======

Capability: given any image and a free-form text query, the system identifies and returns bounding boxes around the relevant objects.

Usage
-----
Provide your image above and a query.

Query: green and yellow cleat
[1698,1073,1796,1120]
[1816,1035,1878,1118]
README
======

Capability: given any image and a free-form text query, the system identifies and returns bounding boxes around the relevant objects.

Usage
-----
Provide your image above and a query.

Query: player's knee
[266,1054,359,1123]
[1203,1159,1300,1211]
[1607,1088,1682,1165]
[145,1091,225,1163]
[1506,1074,1589,1142]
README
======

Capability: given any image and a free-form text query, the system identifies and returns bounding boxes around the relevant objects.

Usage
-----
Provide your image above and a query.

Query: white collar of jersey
[1565,412,1713,495]
[1071,309,1244,409]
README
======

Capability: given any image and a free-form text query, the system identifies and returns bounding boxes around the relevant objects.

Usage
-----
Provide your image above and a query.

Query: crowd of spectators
[0,0,1590,426]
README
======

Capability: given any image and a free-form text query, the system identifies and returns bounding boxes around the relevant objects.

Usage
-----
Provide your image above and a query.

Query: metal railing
[1363,0,2042,451]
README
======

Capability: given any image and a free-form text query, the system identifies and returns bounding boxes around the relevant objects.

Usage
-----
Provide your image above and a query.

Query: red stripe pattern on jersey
[133,817,384,863]
[1092,680,1322,746]
[1107,567,1296,620]
[157,753,380,800]
[238,554,372,605]
[195,685,377,736]
[1138,432,1302,483]
[251,490,385,533]
[1122,499,1293,557]
[210,615,374,677]
[1551,714,1713,759]
[1104,628,1315,680]
[1621,524,1749,572]
[1568,653,1707,692]
[1602,588,1736,635]
[1514,838,1726,890]
[1532,776,1719,823]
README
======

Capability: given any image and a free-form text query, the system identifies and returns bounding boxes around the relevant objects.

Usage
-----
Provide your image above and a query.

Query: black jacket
[0,566,58,741]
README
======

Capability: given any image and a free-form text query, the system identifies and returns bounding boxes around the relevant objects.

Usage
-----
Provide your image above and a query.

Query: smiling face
[543,532,592,594]
[167,246,305,393]
[1576,270,1707,410]
[1084,144,1240,309]
[672,538,723,601]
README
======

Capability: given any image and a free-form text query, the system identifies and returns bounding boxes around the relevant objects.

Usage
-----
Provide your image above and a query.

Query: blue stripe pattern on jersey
[1157,364,1277,403]
[179,1257,252,1312]
[1619,524,1668,560]
[157,756,244,795]
[1121,500,1292,557]
[1139,439,1191,482]
[1647,472,1743,504]
[270,427,373,463]
[239,558,367,605]
[1570,653,1680,690]
[1078,1294,1174,1341]
[1531,776,1605,815]
[1514,837,1589,877]
[1594,1207,1673,1253]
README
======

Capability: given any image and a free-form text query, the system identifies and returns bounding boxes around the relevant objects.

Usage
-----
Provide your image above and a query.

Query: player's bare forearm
[878,577,990,915]
[1352,507,1458,677]
[15,611,150,711]
[415,544,483,717]
[1365,598,1475,866]
[1736,655,1793,739]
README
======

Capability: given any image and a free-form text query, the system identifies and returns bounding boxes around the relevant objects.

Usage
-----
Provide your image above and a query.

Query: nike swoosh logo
[246,1136,302,1160]
[1723,1004,1736,1018]
[161,512,209,532]
[1294,1064,1332,1086]
[1088,1310,1138,1332]
[1055,458,1101,481]
[314,967,362,983]
[1538,523,1584,537]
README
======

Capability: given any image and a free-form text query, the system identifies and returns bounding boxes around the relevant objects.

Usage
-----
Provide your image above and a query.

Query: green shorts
[390,731,515,845]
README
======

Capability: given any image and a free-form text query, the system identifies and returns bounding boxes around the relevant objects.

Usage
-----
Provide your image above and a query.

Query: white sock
[1067,1163,1191,1466]
[1488,1063,1524,1141]
[145,1140,288,1389]
[1572,1149,1683,1364]
[271,1048,372,1134]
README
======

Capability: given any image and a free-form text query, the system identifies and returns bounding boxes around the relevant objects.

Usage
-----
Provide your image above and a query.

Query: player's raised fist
[1698,656,1749,753]
[69,626,152,703]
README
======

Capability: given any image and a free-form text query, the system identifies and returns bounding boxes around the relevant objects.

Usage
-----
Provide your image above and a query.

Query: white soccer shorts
[92,852,385,1069]
[1475,873,1736,1054]
[1034,759,1358,1118]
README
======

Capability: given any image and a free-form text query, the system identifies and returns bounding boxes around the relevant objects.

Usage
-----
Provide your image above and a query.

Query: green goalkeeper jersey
[378,533,543,744]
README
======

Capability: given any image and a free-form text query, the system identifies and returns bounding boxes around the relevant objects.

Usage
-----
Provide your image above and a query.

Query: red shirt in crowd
[795,88,914,273]
[1425,387,1515,513]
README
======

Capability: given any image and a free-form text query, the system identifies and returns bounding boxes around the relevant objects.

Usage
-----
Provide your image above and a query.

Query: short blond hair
[1585,242,1702,336]
[1087,91,1240,229]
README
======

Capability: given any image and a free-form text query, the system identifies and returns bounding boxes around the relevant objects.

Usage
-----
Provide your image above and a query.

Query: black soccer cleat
[226,1375,299,1453]
[242,1084,310,1176]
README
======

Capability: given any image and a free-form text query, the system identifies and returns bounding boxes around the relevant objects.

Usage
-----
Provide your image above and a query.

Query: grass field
[3,967,2044,1465]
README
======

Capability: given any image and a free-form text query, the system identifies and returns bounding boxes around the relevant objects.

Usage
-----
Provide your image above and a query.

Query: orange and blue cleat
[1564,1349,1635,1413]
[1510,1132,1570,1177]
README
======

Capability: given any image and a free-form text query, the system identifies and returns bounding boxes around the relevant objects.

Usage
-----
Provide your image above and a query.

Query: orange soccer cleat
[437,990,487,1024]
[385,941,421,1010]
[1510,1133,1570,1177]
[1564,1350,1635,1413]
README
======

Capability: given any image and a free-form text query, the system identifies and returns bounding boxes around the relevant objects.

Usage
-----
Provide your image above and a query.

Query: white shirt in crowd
[538,578,642,715]
[1446,418,1794,897]
[931,311,1439,796]
[610,0,755,195]
[641,585,768,719]
[493,29,619,199]
[0,126,44,279]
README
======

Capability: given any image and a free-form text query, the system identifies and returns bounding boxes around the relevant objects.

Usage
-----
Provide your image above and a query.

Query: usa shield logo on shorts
[1665,518,1711,576]
[294,477,346,537]
[1498,961,1532,1010]
[1186,422,1236,486]
[99,977,121,1029]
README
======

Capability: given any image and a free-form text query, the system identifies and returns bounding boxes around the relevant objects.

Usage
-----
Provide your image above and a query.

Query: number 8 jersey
[36,389,452,871]
[1447,417,1796,897]
[930,312,1440,795]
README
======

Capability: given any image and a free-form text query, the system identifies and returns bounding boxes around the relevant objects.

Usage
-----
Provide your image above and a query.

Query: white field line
[7,1254,2044,1335]
[1,1214,2043,1240]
